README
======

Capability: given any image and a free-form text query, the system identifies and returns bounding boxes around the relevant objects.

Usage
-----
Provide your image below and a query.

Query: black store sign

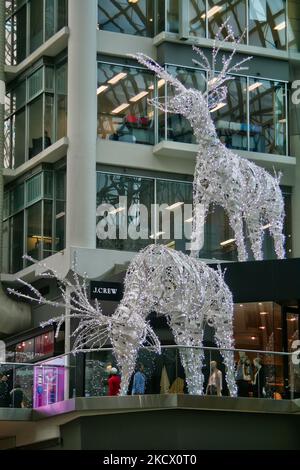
[90,281,123,301]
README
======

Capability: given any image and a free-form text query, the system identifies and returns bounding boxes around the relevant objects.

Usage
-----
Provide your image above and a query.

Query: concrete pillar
[290,62,300,256]
[66,0,97,250]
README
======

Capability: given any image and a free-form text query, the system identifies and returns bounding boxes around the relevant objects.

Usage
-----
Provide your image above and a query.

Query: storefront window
[288,0,300,52]
[97,62,154,145]
[98,0,155,37]
[208,0,247,41]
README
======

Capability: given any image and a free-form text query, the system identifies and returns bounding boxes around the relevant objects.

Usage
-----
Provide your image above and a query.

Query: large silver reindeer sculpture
[133,24,285,262]
[9,245,237,397]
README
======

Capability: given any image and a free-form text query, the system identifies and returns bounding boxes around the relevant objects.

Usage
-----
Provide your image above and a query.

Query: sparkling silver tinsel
[132,21,285,262]
[8,249,237,397]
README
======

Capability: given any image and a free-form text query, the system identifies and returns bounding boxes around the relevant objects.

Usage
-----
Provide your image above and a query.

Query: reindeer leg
[246,216,264,261]
[113,342,138,396]
[269,222,285,259]
[170,318,205,395]
[213,315,237,397]
[190,198,208,258]
[228,213,248,262]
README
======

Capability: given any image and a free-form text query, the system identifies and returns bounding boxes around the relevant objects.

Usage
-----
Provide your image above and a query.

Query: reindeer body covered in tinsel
[133,23,285,262]
[9,245,237,397]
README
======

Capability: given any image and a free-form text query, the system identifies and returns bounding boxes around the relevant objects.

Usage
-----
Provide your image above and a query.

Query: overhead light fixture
[150,231,165,239]
[56,211,65,219]
[111,103,130,114]
[149,79,165,90]
[185,217,193,223]
[251,336,256,340]
[288,317,297,322]
[258,302,263,306]
[260,311,269,315]
[262,223,271,230]
[108,207,125,215]
[128,0,139,3]
[208,77,219,86]
[274,21,286,31]
[97,85,108,95]
[108,72,127,85]
[165,202,184,211]
[259,326,266,330]
[220,238,236,246]
[201,5,222,19]
[248,82,263,92]
[239,304,243,307]
[129,91,149,102]
[210,102,226,113]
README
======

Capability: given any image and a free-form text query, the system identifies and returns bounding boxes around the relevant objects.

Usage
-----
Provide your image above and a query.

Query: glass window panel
[30,0,44,53]
[11,211,24,272]
[28,96,43,158]
[97,63,154,145]
[249,78,286,155]
[156,179,193,253]
[57,0,68,30]
[189,0,206,37]
[11,183,24,213]
[98,0,154,37]
[288,0,300,52]
[214,75,248,150]
[4,118,12,168]
[207,0,247,41]
[55,169,66,200]
[43,200,53,258]
[167,0,179,33]
[3,191,10,219]
[28,67,44,100]
[15,339,35,362]
[15,6,26,64]
[56,61,67,139]
[2,219,10,274]
[12,109,26,168]
[45,0,55,40]
[26,201,42,260]
[164,66,206,144]
[200,205,237,260]
[249,0,287,50]
[45,66,54,91]
[11,80,26,113]
[44,94,54,148]
[96,172,154,251]
[55,200,65,251]
[44,171,53,198]
[26,173,42,205]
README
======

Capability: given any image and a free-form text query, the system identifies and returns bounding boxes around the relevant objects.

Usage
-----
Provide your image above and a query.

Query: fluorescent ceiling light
[150,231,165,239]
[210,102,226,113]
[128,0,139,3]
[248,82,263,92]
[185,217,193,223]
[108,72,127,85]
[97,85,108,95]
[259,326,266,330]
[149,79,165,90]
[262,223,271,230]
[260,311,269,315]
[109,207,125,215]
[129,91,149,102]
[208,77,219,86]
[288,317,297,322]
[220,238,236,246]
[201,6,222,19]
[274,21,286,31]
[56,211,65,219]
[165,202,184,210]
[111,103,130,114]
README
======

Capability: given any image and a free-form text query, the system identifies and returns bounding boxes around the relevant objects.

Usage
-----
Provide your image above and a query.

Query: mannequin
[206,361,222,397]
[252,357,265,398]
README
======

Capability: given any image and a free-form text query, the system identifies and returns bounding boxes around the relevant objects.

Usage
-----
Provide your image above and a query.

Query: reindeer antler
[128,53,186,92]
[192,19,252,108]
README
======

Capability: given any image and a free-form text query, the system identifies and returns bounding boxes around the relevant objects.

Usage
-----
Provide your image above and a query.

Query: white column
[290,63,300,256]
[66,0,97,250]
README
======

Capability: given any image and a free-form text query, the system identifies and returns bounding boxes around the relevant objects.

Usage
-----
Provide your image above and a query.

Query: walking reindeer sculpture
[132,23,285,261]
[9,246,237,396]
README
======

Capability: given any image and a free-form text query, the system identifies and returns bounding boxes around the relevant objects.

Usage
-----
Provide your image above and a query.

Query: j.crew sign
[90,281,123,301]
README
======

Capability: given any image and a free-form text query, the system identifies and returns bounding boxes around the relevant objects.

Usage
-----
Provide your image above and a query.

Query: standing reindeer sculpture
[9,246,237,397]
[132,23,285,262]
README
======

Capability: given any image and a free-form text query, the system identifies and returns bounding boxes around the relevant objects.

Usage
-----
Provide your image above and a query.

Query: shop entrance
[282,306,300,399]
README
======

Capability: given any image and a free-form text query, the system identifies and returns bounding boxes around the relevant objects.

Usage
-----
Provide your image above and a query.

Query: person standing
[108,368,121,396]
[10,382,24,408]
[0,373,10,407]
